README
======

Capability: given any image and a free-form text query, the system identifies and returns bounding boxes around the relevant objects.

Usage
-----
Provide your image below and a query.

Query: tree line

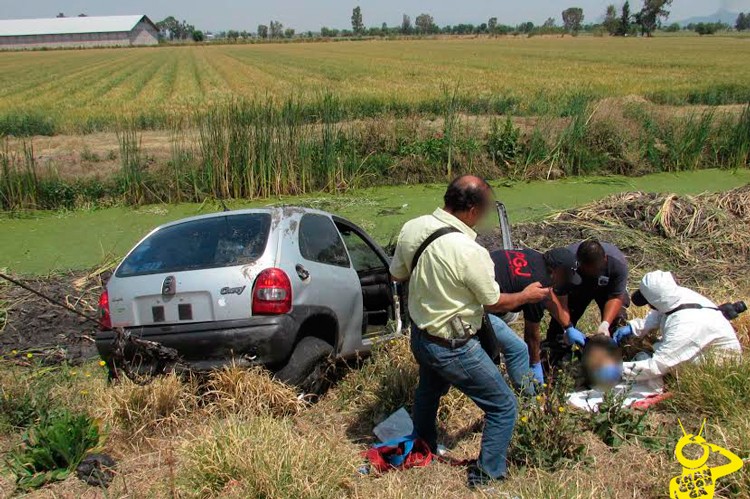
[149,1,747,44]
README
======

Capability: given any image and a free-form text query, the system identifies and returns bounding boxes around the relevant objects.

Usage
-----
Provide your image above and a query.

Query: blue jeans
[410,324,517,479]
[487,314,535,396]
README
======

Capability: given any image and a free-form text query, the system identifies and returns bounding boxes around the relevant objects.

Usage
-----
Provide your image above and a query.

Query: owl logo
[669,419,743,499]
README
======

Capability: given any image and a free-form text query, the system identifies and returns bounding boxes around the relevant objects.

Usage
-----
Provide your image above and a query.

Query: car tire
[274,336,334,392]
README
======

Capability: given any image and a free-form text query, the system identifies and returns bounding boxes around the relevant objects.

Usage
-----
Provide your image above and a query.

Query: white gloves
[597,321,610,335]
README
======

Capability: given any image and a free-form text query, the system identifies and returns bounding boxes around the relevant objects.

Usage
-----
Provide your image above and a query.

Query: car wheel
[274,336,334,392]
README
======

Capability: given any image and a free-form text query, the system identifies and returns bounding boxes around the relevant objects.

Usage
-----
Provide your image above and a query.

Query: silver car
[95,206,404,390]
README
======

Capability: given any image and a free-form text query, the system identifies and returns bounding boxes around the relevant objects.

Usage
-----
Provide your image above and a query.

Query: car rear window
[116,214,272,277]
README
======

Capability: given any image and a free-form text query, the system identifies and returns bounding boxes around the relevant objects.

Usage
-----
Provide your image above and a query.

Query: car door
[293,213,363,356]
[333,217,404,345]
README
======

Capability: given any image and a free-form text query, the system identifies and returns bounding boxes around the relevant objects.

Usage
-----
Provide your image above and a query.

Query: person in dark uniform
[489,247,582,384]
[546,239,630,367]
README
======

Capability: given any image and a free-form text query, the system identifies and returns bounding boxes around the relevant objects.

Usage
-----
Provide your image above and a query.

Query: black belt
[422,331,474,349]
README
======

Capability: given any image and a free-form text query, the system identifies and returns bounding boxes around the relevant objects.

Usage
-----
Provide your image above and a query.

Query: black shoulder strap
[411,226,461,273]
[665,303,719,316]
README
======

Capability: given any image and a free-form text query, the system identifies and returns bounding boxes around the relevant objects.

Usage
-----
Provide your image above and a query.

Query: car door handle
[296,264,310,281]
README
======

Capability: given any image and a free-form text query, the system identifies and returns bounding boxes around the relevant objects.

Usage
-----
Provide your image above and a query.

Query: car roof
[150,206,341,232]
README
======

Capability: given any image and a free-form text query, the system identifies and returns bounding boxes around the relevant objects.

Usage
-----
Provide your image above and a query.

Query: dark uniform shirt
[490,249,568,324]
[567,242,628,300]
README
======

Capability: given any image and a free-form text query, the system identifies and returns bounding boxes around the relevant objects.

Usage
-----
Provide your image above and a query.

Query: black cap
[631,290,649,307]
[544,248,582,286]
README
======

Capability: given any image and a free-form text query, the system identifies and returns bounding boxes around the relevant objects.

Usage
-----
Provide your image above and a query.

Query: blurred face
[463,190,493,228]
[549,266,568,289]
[579,255,607,279]
[583,340,623,389]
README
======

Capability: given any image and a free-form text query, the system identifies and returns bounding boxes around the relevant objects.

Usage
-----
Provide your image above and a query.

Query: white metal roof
[0,15,153,37]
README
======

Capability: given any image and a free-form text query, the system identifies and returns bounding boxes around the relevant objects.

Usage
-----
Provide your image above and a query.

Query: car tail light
[252,268,292,315]
[97,290,112,330]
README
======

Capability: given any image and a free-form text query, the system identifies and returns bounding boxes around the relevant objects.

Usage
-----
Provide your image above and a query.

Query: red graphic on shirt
[506,251,531,278]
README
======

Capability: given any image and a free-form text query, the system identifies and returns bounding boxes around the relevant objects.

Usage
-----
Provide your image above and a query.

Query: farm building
[0,15,158,50]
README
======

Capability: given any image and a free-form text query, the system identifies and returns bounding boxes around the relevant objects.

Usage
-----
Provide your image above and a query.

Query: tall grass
[116,125,147,205]
[2,100,749,211]
[0,139,38,210]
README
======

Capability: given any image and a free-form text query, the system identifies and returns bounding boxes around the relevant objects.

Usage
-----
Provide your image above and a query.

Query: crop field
[1,36,750,133]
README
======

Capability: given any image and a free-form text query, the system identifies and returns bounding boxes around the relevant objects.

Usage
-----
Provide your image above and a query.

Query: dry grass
[201,366,306,418]
[178,415,359,498]
[505,186,750,295]
[93,374,197,440]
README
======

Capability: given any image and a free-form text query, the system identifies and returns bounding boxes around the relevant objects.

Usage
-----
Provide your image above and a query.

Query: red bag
[364,436,434,473]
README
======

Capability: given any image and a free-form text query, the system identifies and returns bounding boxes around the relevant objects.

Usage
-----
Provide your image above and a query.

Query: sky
[1,0,749,32]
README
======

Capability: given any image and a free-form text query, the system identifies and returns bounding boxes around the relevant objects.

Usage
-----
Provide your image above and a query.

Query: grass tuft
[178,415,358,498]
[202,367,306,418]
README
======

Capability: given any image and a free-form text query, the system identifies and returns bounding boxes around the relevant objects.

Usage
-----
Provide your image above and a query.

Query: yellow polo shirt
[390,208,500,339]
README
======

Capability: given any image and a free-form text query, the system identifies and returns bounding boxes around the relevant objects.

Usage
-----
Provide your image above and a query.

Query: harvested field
[2,37,750,134]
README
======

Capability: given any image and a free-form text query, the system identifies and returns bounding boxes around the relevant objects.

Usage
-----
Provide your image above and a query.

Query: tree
[635,0,672,37]
[415,14,437,34]
[269,20,284,38]
[56,13,65,18]
[562,7,585,34]
[664,22,680,32]
[192,30,205,42]
[488,17,498,34]
[227,30,240,41]
[284,28,295,38]
[351,6,364,34]
[618,1,632,36]
[603,5,619,35]
[257,24,269,39]
[401,14,412,34]
[694,22,718,35]
[736,13,749,31]
[543,17,556,28]
[78,13,87,17]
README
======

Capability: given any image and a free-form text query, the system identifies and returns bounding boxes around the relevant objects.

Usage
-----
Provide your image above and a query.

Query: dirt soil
[0,272,103,363]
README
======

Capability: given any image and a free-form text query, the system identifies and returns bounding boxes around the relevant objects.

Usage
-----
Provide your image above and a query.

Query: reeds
[2,100,749,211]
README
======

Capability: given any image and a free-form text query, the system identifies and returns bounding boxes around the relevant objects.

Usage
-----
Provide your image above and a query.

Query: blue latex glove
[531,362,544,385]
[613,324,634,345]
[565,326,586,347]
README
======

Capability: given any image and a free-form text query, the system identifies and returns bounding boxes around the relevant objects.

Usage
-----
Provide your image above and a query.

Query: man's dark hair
[443,176,492,213]
[577,239,606,266]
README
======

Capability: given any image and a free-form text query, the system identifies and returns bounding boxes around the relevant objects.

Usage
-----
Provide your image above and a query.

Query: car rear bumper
[95,315,298,370]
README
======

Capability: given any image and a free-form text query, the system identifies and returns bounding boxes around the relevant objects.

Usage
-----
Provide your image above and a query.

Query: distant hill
[677,8,740,26]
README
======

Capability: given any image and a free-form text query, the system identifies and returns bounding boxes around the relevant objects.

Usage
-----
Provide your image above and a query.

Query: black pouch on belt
[477,314,502,363]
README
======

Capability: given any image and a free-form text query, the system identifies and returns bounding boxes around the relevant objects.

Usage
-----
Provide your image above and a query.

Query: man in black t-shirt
[546,239,630,367]
[490,247,581,384]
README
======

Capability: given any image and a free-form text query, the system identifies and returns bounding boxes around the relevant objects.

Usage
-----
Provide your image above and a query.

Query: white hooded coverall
[622,271,742,381]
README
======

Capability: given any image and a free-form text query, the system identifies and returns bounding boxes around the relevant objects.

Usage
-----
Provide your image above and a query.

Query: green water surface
[1,169,748,275]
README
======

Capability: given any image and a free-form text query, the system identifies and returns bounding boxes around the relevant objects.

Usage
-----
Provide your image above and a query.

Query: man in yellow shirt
[390,175,550,487]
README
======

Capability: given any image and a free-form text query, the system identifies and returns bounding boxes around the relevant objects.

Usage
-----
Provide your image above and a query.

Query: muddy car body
[96,207,404,387]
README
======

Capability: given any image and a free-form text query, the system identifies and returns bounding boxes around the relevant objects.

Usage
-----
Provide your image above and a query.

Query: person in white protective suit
[612,270,742,381]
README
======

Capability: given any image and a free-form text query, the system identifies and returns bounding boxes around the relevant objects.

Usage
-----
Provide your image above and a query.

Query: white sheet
[567,378,664,412]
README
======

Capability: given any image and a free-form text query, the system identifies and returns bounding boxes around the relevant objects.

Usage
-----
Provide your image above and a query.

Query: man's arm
[545,292,571,327]
[388,230,409,283]
[484,282,551,314]
[601,295,625,326]
[524,319,542,365]
[601,257,628,327]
